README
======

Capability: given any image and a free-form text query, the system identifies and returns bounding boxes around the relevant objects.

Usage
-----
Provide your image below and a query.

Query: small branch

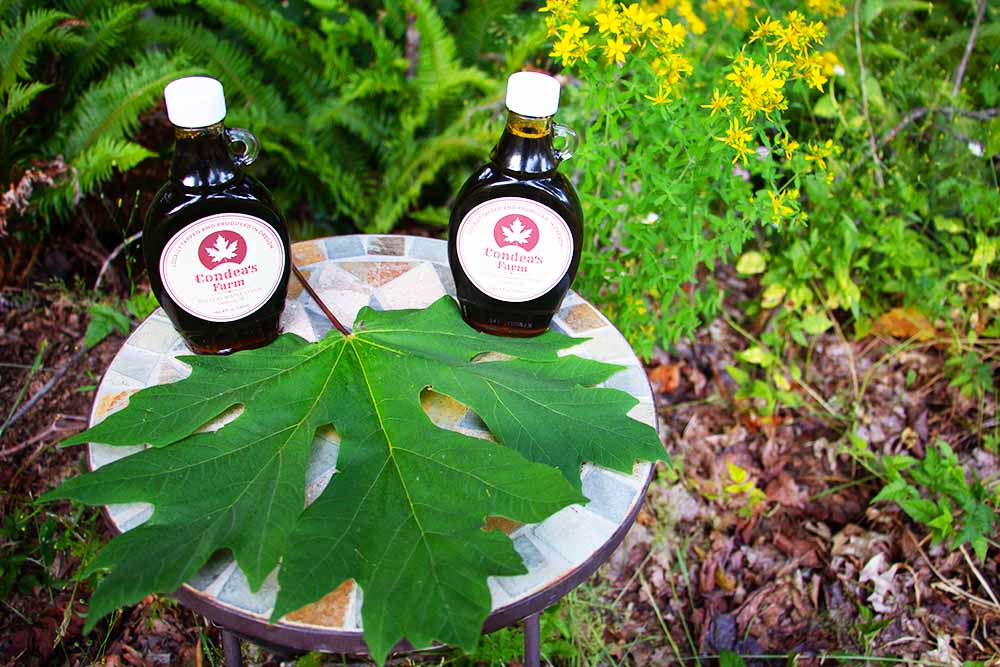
[291,264,351,336]
[952,0,988,98]
[1,345,89,436]
[855,0,885,188]
[93,231,143,293]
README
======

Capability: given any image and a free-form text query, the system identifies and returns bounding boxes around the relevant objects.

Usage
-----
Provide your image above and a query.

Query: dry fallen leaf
[872,307,936,341]
[648,362,682,393]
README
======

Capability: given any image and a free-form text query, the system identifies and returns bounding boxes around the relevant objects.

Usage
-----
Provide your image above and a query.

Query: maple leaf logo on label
[198,230,247,270]
[493,214,540,252]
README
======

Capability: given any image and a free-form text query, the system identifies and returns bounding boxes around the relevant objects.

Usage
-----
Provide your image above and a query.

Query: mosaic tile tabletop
[87,235,656,637]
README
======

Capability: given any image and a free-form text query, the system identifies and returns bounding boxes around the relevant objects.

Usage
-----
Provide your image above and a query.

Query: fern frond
[371,121,492,232]
[58,50,198,159]
[0,9,70,92]
[36,136,154,215]
[70,3,144,82]
[3,81,50,120]
[137,15,287,118]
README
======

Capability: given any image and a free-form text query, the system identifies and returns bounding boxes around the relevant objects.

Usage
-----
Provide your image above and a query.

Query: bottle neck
[491,111,559,175]
[170,123,239,189]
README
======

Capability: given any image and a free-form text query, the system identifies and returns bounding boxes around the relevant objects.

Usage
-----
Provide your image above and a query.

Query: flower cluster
[712,9,840,167]
[542,0,694,104]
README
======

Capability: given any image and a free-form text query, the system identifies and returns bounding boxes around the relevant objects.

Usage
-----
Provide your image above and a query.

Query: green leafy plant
[872,439,999,561]
[42,297,662,663]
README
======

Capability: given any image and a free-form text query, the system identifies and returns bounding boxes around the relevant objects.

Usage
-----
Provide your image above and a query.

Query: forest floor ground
[1,252,998,667]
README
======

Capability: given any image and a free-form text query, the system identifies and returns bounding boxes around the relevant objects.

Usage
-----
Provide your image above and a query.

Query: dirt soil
[1,262,998,666]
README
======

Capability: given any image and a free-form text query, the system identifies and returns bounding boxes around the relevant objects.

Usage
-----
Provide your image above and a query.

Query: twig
[0,338,47,440]
[911,530,1000,613]
[855,0,885,188]
[1,346,89,436]
[952,0,988,98]
[959,543,1000,608]
[291,264,351,336]
[93,231,142,293]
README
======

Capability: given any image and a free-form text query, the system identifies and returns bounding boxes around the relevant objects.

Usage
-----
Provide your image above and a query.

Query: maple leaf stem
[292,264,351,336]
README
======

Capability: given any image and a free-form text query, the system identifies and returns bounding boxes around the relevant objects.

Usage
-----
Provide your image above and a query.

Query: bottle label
[456,197,573,303]
[159,213,285,322]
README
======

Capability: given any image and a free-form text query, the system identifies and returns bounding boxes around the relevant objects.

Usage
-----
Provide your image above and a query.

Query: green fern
[0,9,69,92]
[57,50,197,158]
[3,81,50,120]
[68,3,145,83]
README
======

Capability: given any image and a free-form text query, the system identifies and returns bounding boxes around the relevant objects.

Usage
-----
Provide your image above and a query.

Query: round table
[87,235,657,665]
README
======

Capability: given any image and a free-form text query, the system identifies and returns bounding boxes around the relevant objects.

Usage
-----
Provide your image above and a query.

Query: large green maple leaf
[43,297,661,663]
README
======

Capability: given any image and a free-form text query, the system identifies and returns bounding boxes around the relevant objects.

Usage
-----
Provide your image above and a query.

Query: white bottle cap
[163,76,227,128]
[505,71,560,118]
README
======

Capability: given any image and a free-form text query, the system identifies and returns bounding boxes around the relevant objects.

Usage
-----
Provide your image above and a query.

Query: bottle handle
[552,123,578,163]
[225,127,259,168]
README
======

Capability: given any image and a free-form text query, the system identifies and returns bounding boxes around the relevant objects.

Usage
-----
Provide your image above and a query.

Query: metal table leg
[524,612,541,667]
[222,629,244,667]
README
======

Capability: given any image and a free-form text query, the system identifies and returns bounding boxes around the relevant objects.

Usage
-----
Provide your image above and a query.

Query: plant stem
[952,0,988,97]
[291,263,351,336]
[854,0,885,188]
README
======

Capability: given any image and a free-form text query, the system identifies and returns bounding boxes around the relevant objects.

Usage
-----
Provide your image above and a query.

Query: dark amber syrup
[144,124,290,354]
[448,113,583,336]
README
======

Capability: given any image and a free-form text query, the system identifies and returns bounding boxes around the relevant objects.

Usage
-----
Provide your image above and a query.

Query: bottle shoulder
[146,175,284,231]
[453,164,581,217]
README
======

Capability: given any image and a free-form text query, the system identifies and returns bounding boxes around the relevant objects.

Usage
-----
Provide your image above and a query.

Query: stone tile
[187,553,238,594]
[581,469,640,524]
[433,264,456,296]
[406,237,448,264]
[93,388,136,422]
[156,357,192,384]
[374,262,446,310]
[558,329,632,363]
[495,534,567,599]
[486,577,512,609]
[627,401,656,428]
[601,365,650,397]
[108,502,153,532]
[279,302,316,342]
[559,302,607,334]
[421,390,470,430]
[338,261,417,288]
[322,235,366,260]
[365,235,405,256]
[530,505,616,566]
[126,317,180,354]
[98,369,147,393]
[291,240,327,266]
[90,442,146,469]
[111,346,162,385]
[283,580,355,629]
[217,566,279,617]
[286,267,312,300]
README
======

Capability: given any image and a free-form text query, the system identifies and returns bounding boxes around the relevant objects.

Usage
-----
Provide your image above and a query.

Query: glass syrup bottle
[144,76,291,354]
[448,71,583,337]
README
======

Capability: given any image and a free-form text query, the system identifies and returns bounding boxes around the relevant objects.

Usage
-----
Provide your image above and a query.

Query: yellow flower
[776,133,799,157]
[804,139,837,171]
[658,18,686,49]
[727,59,787,121]
[645,83,673,105]
[561,17,590,41]
[539,0,578,20]
[603,34,632,64]
[622,3,658,34]
[653,52,693,84]
[717,117,753,164]
[768,188,799,222]
[750,16,783,44]
[593,4,623,35]
[551,34,579,63]
[805,0,847,18]
[676,0,707,35]
[701,88,734,116]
